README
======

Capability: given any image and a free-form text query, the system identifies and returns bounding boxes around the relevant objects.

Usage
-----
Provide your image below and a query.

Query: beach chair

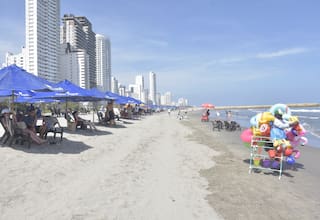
[0,115,31,148]
[0,115,11,144]
[65,112,77,131]
[42,116,63,141]
[211,120,223,131]
[97,111,107,125]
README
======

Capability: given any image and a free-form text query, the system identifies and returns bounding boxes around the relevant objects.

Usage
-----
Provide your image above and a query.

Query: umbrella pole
[10,91,14,112]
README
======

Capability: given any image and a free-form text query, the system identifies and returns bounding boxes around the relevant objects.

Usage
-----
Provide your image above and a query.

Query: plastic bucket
[253,158,261,166]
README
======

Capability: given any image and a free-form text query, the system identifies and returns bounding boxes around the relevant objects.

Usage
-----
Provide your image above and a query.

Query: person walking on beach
[168,108,171,116]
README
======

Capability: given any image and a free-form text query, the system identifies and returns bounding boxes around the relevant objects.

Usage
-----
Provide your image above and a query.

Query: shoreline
[213,102,320,110]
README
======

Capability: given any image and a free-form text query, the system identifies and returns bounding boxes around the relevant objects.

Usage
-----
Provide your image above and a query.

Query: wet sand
[184,110,320,220]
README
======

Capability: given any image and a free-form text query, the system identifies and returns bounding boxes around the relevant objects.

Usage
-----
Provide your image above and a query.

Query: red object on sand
[201,114,209,122]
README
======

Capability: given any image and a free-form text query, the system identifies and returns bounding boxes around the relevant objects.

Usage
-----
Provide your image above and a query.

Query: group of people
[1,105,48,145]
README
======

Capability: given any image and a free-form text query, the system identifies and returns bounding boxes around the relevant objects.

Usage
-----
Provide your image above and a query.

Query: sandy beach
[0,110,319,220]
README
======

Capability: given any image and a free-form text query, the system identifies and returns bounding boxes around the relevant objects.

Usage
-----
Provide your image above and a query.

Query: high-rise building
[60,43,89,88]
[111,76,119,94]
[25,0,60,82]
[149,71,157,104]
[4,47,26,69]
[61,14,96,88]
[161,91,172,105]
[135,75,144,101]
[96,34,111,91]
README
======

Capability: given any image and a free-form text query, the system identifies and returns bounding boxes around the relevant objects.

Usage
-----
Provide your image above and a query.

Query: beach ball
[259,123,270,136]
[284,147,293,156]
[268,149,276,158]
[286,156,295,165]
[293,149,301,159]
[269,103,291,117]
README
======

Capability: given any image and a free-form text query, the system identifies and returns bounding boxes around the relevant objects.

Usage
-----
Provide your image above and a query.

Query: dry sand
[0,112,221,220]
[0,110,319,220]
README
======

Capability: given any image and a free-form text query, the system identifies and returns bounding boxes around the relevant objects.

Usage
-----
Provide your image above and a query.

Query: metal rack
[249,136,284,179]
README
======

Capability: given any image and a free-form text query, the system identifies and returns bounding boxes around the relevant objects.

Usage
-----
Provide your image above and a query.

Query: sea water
[214,107,320,149]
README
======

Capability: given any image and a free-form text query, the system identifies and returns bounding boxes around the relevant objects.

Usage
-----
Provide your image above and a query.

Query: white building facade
[135,75,144,101]
[59,43,88,88]
[3,47,26,69]
[25,0,60,82]
[149,71,157,105]
[111,76,119,94]
[96,34,111,91]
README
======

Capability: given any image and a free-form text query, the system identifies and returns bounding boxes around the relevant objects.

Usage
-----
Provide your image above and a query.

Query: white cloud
[256,47,308,59]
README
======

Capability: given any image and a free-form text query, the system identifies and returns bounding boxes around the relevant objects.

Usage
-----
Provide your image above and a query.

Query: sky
[1,0,320,106]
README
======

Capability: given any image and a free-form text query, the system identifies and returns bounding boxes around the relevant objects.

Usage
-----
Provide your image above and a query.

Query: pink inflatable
[241,128,253,143]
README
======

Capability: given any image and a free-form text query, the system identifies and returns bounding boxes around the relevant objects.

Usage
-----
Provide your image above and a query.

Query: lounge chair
[0,115,31,148]
[42,116,63,141]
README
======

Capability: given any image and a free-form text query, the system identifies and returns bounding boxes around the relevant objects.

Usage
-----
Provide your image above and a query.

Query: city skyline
[1,0,319,106]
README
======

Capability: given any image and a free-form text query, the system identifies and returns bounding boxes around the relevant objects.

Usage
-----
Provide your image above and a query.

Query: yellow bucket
[253,158,260,166]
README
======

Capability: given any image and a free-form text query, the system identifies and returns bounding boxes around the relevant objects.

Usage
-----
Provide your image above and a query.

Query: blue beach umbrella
[88,88,116,100]
[54,80,104,102]
[105,91,142,105]
[15,96,62,103]
[0,64,53,91]
[0,64,55,109]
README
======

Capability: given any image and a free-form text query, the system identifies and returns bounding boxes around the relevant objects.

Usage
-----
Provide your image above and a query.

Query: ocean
[213,107,320,149]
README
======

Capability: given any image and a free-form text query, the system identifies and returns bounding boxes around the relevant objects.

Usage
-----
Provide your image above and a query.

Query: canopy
[0,64,53,91]
[54,80,104,102]
[88,88,116,100]
[105,91,143,105]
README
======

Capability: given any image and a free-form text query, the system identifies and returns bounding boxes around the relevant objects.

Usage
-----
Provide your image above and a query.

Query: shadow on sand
[243,158,305,178]
[6,137,93,155]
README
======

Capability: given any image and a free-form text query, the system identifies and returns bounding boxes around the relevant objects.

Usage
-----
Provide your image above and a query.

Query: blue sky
[1,0,320,106]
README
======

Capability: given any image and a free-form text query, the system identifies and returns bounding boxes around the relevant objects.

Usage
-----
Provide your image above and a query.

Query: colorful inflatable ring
[269,103,291,116]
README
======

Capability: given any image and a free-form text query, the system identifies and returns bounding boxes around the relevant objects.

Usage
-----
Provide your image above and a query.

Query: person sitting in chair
[72,111,97,131]
[104,102,116,126]
[24,106,47,138]
[14,110,47,145]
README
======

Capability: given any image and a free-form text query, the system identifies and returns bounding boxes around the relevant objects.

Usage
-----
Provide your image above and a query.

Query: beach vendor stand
[249,136,284,179]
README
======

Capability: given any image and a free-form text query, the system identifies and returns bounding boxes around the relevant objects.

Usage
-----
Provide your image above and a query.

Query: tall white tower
[149,71,157,105]
[96,34,111,91]
[135,75,144,101]
[25,0,60,82]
